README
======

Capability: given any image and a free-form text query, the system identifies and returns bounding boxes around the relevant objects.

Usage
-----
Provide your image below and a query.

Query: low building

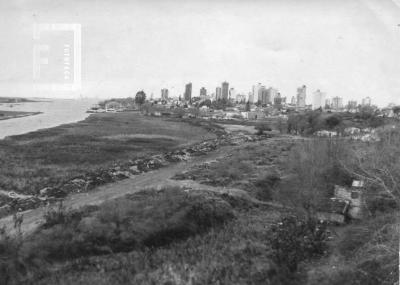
[344,127,361,135]
[334,180,364,219]
[315,130,338,137]
[246,111,265,120]
[317,180,365,224]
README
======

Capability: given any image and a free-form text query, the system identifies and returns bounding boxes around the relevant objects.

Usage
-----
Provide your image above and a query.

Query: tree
[199,99,211,108]
[211,98,233,110]
[392,106,400,117]
[357,105,375,120]
[325,114,342,130]
[188,108,200,118]
[287,114,299,134]
[173,108,185,118]
[140,102,154,115]
[278,138,348,219]
[245,101,251,112]
[255,122,272,135]
[340,126,400,205]
[135,90,146,105]
[277,117,286,134]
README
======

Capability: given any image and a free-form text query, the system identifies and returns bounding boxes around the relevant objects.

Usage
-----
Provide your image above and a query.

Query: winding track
[0,136,294,236]
[0,145,234,236]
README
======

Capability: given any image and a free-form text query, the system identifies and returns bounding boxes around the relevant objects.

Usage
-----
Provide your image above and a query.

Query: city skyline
[0,0,400,107]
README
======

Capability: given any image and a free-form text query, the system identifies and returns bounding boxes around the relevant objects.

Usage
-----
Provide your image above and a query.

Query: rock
[112,171,131,179]
[50,186,70,198]
[129,165,140,174]
[71,178,86,186]
[39,187,52,196]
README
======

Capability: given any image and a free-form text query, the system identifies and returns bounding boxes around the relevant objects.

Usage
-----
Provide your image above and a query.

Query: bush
[21,188,235,262]
[277,138,349,218]
[254,174,280,201]
[338,225,374,257]
[309,213,399,285]
[366,194,398,215]
[0,215,44,285]
[255,123,272,135]
[269,215,329,272]
[36,207,292,285]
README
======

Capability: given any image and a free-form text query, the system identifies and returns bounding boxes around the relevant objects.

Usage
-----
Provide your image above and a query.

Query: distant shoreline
[0,97,52,104]
[0,111,42,121]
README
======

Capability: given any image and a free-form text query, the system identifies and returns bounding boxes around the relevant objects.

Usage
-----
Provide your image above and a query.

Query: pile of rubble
[0,133,270,218]
[316,181,365,225]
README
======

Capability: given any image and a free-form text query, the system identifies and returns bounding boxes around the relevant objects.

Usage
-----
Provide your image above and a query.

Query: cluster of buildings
[312,90,372,112]
[155,82,376,115]
[183,82,232,103]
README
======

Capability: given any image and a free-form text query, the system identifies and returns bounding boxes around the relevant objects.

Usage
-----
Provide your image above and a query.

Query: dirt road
[0,145,234,235]
[0,134,297,236]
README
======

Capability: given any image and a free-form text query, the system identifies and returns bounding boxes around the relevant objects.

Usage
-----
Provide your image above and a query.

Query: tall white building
[325,98,331,108]
[248,92,254,104]
[362,97,371,106]
[312,89,326,109]
[296,85,307,108]
[216,87,222,100]
[332,96,343,110]
[236,94,246,103]
[222,82,229,100]
[199,87,207,100]
[229,88,236,100]
[252,83,262,103]
[161,88,169,100]
[267,87,278,104]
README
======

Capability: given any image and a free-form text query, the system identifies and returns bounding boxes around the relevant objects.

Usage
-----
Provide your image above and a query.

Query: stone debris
[0,132,273,218]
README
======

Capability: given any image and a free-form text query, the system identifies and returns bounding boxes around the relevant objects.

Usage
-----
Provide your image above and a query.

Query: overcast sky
[0,0,399,106]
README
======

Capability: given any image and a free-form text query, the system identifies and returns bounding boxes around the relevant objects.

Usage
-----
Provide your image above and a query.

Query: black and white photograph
[0,0,399,284]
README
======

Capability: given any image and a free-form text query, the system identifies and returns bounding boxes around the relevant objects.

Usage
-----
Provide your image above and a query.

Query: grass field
[1,187,289,285]
[0,112,216,194]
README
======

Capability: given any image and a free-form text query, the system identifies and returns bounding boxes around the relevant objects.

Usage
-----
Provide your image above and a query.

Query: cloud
[0,0,399,105]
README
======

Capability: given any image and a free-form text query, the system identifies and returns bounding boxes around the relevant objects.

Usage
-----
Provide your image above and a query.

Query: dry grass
[37,208,288,285]
[0,113,215,195]
[1,187,238,284]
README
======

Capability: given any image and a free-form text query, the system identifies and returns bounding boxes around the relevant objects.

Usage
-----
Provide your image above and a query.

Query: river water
[0,99,98,139]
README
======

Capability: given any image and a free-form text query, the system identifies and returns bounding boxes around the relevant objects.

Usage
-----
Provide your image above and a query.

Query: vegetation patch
[0,112,216,195]
[36,208,289,285]
[0,187,237,284]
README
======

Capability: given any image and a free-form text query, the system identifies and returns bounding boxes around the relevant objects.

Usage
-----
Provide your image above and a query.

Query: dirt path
[0,145,235,235]
[0,135,297,236]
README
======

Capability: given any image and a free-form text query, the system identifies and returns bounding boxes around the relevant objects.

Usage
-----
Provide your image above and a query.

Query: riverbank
[0,110,42,121]
[1,117,397,285]
[0,97,41,103]
[0,99,97,139]
[0,112,220,203]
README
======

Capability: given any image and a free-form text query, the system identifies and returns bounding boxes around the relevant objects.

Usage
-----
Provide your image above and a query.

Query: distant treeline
[287,106,396,135]
[0,97,37,103]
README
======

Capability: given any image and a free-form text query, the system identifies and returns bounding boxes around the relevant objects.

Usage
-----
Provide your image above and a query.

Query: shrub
[278,138,349,218]
[269,215,329,272]
[365,193,398,215]
[0,215,45,285]
[21,188,235,263]
[338,225,374,257]
[254,174,280,201]
[309,213,399,285]
[255,123,272,135]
